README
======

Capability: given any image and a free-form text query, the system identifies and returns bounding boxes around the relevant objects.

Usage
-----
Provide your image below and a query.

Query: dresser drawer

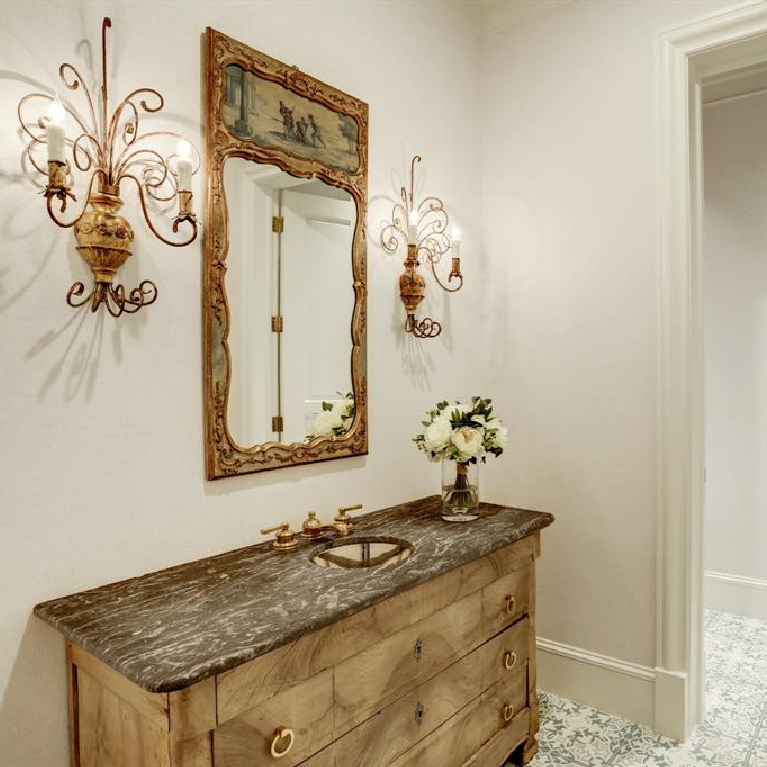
[461,708,532,767]
[332,650,481,767]
[481,660,528,732]
[216,586,422,724]
[480,617,530,690]
[387,692,531,767]
[481,564,531,634]
[334,591,482,730]
[213,668,334,766]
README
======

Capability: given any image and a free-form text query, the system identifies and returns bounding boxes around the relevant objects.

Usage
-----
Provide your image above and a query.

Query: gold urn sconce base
[17,17,200,319]
[381,155,464,339]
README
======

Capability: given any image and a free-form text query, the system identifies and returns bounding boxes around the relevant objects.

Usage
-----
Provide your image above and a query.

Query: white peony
[332,398,353,418]
[310,409,344,437]
[451,426,485,458]
[424,415,453,451]
[490,425,508,449]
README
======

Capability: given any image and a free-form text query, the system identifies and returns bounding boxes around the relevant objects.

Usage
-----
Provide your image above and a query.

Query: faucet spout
[300,508,358,540]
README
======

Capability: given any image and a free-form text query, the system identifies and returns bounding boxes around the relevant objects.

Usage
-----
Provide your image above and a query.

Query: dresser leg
[507,735,538,766]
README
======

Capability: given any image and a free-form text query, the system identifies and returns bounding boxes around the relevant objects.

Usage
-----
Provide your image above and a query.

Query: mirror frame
[203,28,368,479]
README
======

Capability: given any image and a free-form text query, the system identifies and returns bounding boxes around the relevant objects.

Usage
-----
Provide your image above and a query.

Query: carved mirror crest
[204,29,368,479]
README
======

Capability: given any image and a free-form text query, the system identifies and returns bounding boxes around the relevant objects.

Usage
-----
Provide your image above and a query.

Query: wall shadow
[0,616,68,767]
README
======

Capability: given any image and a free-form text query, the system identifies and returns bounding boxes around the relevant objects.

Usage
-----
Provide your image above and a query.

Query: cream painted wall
[0,3,492,765]
[479,0,732,670]
[703,90,767,583]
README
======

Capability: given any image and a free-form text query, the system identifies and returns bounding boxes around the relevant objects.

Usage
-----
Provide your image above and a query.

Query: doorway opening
[657,2,767,742]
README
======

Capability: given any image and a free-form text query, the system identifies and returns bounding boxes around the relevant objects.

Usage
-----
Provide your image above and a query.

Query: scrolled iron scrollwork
[380,155,464,338]
[16,17,200,317]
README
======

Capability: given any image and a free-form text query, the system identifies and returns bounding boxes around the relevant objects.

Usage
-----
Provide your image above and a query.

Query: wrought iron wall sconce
[381,155,463,338]
[16,17,200,318]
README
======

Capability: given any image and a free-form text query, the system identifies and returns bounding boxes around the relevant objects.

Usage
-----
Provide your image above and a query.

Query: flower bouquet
[414,396,507,521]
[306,393,355,441]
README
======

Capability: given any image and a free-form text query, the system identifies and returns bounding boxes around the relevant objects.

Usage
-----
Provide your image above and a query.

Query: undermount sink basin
[312,536,414,569]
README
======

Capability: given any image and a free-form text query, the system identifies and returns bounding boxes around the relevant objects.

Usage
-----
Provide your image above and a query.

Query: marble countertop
[35,496,553,693]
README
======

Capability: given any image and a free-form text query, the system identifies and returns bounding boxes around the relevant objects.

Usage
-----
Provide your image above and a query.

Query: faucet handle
[334,504,362,534]
[260,522,299,551]
[301,510,323,540]
[336,504,363,519]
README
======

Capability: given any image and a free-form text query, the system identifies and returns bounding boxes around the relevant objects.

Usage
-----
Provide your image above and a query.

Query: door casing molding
[656,0,767,741]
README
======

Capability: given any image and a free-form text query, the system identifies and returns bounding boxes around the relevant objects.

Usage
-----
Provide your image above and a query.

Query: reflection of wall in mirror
[224,159,277,448]
[280,186,355,441]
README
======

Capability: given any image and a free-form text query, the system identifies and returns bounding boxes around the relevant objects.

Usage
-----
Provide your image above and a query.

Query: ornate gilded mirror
[204,29,368,479]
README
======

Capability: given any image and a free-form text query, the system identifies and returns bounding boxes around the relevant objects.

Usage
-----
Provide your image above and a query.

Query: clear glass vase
[441,459,480,522]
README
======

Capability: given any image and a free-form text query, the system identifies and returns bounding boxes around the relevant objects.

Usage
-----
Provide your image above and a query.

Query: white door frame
[656,0,767,741]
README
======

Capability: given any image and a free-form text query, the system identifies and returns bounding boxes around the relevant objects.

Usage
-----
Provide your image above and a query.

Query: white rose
[451,426,485,458]
[424,415,453,451]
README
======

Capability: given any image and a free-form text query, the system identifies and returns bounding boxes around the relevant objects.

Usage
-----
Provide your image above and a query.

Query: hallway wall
[703,89,767,621]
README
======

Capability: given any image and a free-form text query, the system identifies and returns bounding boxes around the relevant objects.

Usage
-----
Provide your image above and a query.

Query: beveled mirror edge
[203,27,368,479]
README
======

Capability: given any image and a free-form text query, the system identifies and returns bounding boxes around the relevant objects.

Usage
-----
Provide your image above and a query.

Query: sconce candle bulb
[450,225,461,256]
[176,138,193,193]
[407,209,418,244]
[17,17,200,318]
[46,98,66,163]
[381,155,465,338]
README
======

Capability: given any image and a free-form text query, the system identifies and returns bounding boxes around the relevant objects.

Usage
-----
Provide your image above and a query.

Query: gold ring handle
[503,703,515,722]
[270,727,295,758]
[504,651,517,670]
[505,594,516,614]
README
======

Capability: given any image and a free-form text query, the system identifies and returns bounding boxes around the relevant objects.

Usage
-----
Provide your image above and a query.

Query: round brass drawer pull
[504,651,517,670]
[270,727,295,758]
[505,595,516,614]
[503,703,515,722]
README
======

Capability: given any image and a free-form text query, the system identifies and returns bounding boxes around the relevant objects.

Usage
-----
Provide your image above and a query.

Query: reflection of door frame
[656,0,767,742]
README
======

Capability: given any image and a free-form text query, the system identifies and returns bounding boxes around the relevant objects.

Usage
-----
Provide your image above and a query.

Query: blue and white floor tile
[519,611,767,766]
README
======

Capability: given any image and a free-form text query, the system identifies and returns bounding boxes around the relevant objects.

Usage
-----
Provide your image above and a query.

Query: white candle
[407,209,418,244]
[451,225,462,258]
[46,99,66,164]
[176,139,193,192]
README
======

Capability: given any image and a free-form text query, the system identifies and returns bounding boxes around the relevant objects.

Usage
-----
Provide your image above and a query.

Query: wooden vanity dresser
[35,497,553,767]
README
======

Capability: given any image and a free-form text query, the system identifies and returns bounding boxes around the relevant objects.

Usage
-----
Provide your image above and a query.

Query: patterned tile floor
[518,611,767,766]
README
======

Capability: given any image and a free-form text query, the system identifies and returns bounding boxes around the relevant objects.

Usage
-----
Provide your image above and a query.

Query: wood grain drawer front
[482,564,531,634]
[481,660,529,733]
[333,651,481,767]
[216,586,422,724]
[480,617,531,691]
[213,668,333,766]
[387,694,531,767]
[334,591,482,730]
[461,708,532,767]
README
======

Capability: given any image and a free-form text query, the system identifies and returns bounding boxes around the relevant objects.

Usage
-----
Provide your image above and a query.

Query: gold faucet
[260,522,299,551]
[301,504,363,540]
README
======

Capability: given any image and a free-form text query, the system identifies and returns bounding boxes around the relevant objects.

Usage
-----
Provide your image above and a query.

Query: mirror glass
[224,158,356,447]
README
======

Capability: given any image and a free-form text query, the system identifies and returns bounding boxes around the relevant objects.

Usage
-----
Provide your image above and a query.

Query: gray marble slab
[35,496,553,693]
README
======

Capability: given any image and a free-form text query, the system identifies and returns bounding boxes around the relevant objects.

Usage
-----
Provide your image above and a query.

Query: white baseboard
[536,638,656,729]
[704,570,767,622]
[654,667,689,742]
